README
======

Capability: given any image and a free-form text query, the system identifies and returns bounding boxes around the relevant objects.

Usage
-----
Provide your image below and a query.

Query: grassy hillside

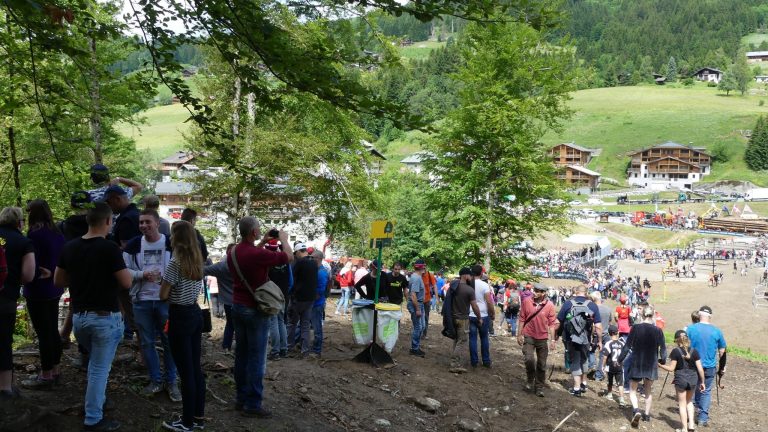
[543,84,768,185]
[398,40,446,61]
[117,103,191,161]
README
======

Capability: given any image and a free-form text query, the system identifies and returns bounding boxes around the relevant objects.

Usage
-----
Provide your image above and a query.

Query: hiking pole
[658,371,670,398]
[548,363,555,381]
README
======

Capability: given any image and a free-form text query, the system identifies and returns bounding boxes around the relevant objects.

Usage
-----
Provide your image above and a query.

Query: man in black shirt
[55,202,132,432]
[104,185,140,341]
[287,243,317,356]
[354,260,390,302]
[387,262,408,305]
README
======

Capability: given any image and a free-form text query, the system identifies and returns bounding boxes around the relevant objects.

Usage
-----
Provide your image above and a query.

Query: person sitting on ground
[658,329,706,432]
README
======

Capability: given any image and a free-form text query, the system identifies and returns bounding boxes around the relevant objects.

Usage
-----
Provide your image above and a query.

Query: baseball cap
[674,329,687,340]
[265,239,280,250]
[532,283,548,292]
[699,305,713,315]
[90,163,109,174]
[608,324,619,335]
[104,185,127,197]
[458,267,472,276]
[294,242,307,251]
[70,190,92,209]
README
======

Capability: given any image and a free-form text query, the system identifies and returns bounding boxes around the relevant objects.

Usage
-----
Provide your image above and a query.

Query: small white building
[756,75,768,83]
[692,67,722,84]
[400,151,433,174]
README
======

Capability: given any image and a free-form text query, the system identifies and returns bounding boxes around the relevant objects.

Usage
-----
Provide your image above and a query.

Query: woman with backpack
[659,329,706,432]
[618,305,667,428]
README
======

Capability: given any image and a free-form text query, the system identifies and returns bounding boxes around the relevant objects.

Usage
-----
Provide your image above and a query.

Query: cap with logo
[674,329,687,340]
[104,185,127,197]
[699,305,713,315]
[294,242,307,251]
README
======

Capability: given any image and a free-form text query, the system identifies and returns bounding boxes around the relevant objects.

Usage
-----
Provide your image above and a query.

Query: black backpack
[565,299,594,345]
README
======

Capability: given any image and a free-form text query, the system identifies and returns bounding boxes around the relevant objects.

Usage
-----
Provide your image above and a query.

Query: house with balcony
[627,141,711,190]
[549,142,601,191]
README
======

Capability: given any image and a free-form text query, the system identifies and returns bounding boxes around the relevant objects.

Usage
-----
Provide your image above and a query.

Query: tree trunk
[484,189,493,273]
[8,125,22,207]
[232,77,241,137]
[88,36,103,164]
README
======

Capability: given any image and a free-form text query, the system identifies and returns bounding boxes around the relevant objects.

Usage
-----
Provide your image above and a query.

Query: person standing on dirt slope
[449,268,481,370]
[618,305,666,428]
[204,245,236,351]
[658,329,706,432]
[415,259,436,339]
[686,305,727,428]
[54,203,132,431]
[287,242,316,358]
[122,209,180,402]
[517,283,558,398]
[407,262,427,357]
[387,262,408,306]
[556,284,602,398]
[227,217,293,419]
[309,249,328,358]
[590,291,612,382]
[266,240,292,360]
[468,265,495,368]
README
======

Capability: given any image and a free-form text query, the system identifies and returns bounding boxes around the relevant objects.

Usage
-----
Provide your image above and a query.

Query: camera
[268,228,279,238]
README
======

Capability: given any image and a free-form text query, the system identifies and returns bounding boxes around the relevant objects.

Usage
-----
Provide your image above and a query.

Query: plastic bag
[376,310,402,353]
[351,306,374,345]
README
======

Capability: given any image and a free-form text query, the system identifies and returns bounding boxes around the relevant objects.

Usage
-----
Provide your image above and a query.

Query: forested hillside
[558,0,768,85]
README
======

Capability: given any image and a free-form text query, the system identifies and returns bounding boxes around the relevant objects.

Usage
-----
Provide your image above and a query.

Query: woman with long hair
[659,330,706,432]
[160,221,205,432]
[0,207,36,398]
[335,261,353,316]
[21,200,65,389]
[618,305,667,428]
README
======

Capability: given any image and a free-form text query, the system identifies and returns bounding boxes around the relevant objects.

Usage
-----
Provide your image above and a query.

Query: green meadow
[118,103,191,161]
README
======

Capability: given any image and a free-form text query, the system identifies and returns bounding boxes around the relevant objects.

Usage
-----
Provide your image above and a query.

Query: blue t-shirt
[436,276,445,291]
[408,273,425,302]
[687,322,726,369]
[314,266,329,308]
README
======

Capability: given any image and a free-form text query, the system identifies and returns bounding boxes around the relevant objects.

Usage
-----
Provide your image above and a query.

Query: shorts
[567,342,589,375]
[673,369,699,391]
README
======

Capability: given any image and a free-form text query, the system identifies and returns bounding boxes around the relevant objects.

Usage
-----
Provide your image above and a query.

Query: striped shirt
[163,258,202,306]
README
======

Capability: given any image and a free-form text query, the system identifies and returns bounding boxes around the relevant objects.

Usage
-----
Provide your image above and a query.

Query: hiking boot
[535,388,545,398]
[141,381,164,396]
[167,382,182,403]
[83,418,121,431]
[409,349,426,358]
[241,407,272,419]
[631,410,641,428]
[162,416,193,432]
[641,413,650,423]
[278,350,288,358]
[20,376,55,390]
[267,352,280,361]
[569,388,582,397]
[524,381,534,392]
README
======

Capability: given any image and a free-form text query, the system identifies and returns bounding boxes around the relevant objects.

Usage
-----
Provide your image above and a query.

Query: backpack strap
[229,245,255,295]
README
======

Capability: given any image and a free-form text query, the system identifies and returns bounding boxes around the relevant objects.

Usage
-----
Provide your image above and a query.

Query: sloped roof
[746,51,768,56]
[155,182,194,195]
[360,140,386,160]
[401,151,434,164]
[554,142,598,154]
[629,142,710,156]
[566,165,601,177]
[161,151,195,165]
[646,156,700,168]
[693,67,722,75]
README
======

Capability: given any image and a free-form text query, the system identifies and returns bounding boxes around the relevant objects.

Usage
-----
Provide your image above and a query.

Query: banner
[549,271,589,283]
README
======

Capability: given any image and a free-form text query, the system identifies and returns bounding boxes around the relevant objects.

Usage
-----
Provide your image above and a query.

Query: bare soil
[3,258,768,432]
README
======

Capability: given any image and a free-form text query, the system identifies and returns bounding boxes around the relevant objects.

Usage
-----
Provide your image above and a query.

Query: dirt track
[3,257,768,431]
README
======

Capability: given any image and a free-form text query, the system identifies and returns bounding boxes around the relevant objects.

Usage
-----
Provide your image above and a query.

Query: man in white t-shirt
[468,265,496,367]
[122,209,180,402]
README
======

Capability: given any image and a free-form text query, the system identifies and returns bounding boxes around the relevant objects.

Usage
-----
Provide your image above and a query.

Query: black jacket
[441,279,460,340]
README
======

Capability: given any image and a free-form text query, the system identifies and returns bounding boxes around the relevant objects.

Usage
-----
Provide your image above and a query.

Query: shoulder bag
[230,245,285,315]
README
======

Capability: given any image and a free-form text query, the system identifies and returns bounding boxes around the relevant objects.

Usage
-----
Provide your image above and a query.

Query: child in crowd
[601,325,627,407]
[658,330,705,432]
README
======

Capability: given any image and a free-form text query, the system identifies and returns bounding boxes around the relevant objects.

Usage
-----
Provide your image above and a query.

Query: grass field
[742,32,768,47]
[542,84,768,186]
[398,40,446,61]
[117,103,191,161]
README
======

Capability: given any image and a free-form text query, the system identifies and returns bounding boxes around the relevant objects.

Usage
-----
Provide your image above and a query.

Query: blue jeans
[73,312,123,426]
[507,315,518,335]
[469,316,491,366]
[695,367,716,423]
[311,305,324,354]
[407,302,424,350]
[268,309,287,355]
[232,304,270,410]
[168,304,205,428]
[133,300,176,384]
[222,304,234,350]
[335,288,351,314]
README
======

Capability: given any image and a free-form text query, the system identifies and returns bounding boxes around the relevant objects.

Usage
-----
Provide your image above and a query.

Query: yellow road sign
[370,220,395,240]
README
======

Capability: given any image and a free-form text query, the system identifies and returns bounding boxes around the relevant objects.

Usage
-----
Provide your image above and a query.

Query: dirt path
[579,220,648,249]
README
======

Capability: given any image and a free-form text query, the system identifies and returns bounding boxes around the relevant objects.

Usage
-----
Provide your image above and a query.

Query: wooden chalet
[558,165,601,190]
[160,151,196,175]
[747,51,768,63]
[692,67,722,84]
[548,142,598,167]
[627,142,711,189]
